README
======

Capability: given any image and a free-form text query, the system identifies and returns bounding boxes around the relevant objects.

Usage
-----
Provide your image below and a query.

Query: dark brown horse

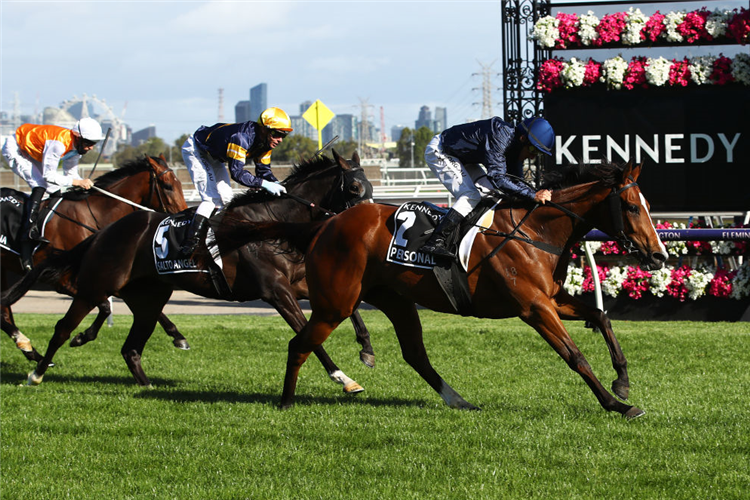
[221,160,667,417]
[1,155,189,361]
[3,151,374,394]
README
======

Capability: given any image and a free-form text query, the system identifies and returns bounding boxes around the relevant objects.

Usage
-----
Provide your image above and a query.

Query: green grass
[2,311,749,499]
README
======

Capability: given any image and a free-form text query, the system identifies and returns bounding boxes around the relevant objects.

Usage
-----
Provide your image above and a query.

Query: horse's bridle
[286,165,369,218]
[146,163,175,213]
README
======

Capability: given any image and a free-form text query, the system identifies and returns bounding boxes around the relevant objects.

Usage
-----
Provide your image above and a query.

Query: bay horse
[1,155,189,362]
[3,150,374,394]
[221,160,667,417]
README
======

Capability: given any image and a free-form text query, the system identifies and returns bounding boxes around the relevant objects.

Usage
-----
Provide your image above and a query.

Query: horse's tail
[1,236,96,307]
[212,215,326,255]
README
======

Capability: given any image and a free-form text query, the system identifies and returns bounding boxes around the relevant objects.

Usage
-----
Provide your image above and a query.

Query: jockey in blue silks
[421,116,556,258]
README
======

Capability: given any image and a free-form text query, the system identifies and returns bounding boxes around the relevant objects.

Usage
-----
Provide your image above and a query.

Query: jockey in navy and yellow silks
[179,107,293,255]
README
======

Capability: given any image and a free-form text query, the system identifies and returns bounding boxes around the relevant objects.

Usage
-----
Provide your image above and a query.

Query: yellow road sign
[303,100,335,149]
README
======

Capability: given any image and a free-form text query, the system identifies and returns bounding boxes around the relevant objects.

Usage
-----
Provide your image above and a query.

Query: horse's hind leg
[366,291,477,410]
[119,284,173,386]
[27,298,96,385]
[69,300,112,347]
[350,309,375,368]
[270,290,363,394]
[553,290,630,400]
[1,272,43,362]
[157,313,190,350]
[524,301,643,419]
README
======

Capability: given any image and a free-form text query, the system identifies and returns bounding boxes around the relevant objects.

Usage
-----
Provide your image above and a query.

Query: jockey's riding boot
[421,208,464,258]
[20,187,47,271]
[26,187,49,243]
[179,214,209,257]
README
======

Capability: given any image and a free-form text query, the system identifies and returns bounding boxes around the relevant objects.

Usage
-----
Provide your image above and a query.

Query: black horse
[4,150,375,392]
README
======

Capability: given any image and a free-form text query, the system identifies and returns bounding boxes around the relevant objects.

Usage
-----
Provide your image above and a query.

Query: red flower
[556,12,581,48]
[678,9,712,43]
[642,11,666,42]
[595,12,628,46]
[711,55,735,85]
[624,57,648,89]
[583,59,602,85]
[708,269,735,298]
[666,265,691,302]
[728,7,750,45]
[622,266,652,299]
[669,58,691,87]
[537,58,565,92]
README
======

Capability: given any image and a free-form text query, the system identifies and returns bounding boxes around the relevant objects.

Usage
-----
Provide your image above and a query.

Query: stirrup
[28,228,50,244]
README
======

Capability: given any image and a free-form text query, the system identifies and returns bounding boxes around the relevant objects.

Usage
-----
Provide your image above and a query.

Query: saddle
[152,209,232,297]
[0,188,59,257]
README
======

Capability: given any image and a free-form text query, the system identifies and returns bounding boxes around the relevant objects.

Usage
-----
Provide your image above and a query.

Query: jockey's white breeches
[2,136,53,192]
[182,135,234,218]
[424,134,494,217]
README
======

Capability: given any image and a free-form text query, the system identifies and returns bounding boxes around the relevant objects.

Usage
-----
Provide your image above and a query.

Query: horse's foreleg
[157,313,190,350]
[69,300,112,347]
[2,304,43,362]
[553,291,630,400]
[349,309,375,368]
[524,302,643,419]
[367,291,477,410]
[271,292,363,394]
[27,298,95,385]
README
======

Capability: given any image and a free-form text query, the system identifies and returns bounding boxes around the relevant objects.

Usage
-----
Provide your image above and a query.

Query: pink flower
[600,240,626,255]
[622,266,652,299]
[711,55,735,85]
[642,11,666,42]
[556,12,581,48]
[666,265,691,302]
[728,7,750,45]
[595,12,628,45]
[583,59,602,85]
[624,57,648,89]
[678,9,712,43]
[537,58,565,92]
[708,269,735,298]
[582,265,608,293]
[669,58,691,86]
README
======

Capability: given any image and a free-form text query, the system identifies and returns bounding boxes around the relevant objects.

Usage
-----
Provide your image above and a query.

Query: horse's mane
[63,157,155,201]
[540,160,625,191]
[223,153,336,210]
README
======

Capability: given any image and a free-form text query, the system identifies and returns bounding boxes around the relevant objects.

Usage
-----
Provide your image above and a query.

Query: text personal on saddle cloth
[152,214,208,274]
[386,202,444,269]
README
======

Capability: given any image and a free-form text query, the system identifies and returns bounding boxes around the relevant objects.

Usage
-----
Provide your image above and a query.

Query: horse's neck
[63,173,153,224]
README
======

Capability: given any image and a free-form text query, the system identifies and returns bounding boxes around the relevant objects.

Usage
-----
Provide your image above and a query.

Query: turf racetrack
[2,311,748,499]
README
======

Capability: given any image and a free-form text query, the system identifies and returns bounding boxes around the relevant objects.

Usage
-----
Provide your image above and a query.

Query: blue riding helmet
[518,117,555,156]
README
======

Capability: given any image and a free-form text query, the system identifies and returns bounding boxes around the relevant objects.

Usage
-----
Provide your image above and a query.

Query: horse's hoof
[612,380,630,401]
[359,351,375,368]
[26,371,43,386]
[278,402,294,410]
[173,339,191,350]
[343,381,364,394]
[69,335,86,348]
[624,406,645,420]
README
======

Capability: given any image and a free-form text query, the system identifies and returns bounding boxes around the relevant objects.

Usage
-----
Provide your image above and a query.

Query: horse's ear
[621,159,634,183]
[630,161,643,181]
[352,151,360,166]
[332,148,351,171]
[159,153,167,162]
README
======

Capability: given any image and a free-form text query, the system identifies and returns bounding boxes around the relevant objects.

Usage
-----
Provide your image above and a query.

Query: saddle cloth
[0,188,62,256]
[386,201,495,272]
[152,211,214,275]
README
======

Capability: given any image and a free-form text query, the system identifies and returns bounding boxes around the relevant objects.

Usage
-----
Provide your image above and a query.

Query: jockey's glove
[261,180,287,196]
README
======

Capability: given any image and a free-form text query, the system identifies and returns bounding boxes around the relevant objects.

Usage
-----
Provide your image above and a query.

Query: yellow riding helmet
[258,107,293,132]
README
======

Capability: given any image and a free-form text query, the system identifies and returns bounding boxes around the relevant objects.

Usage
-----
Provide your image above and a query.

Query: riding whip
[87,127,111,179]
[313,135,339,157]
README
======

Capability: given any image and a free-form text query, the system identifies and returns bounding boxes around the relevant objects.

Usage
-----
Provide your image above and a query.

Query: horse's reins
[281,165,367,218]
[49,162,173,234]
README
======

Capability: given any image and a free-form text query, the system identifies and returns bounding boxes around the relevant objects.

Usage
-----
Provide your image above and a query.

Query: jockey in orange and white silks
[178,106,293,256]
[421,116,556,258]
[2,118,103,194]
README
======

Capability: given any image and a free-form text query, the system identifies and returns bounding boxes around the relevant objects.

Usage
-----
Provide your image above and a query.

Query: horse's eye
[626,204,639,215]
[162,184,173,191]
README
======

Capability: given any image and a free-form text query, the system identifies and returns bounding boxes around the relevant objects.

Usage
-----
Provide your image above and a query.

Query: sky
[1,0,506,144]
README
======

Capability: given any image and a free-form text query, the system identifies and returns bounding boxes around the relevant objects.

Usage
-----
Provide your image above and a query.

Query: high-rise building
[391,125,406,141]
[415,105,434,131]
[235,100,251,123]
[323,114,357,143]
[132,126,157,146]
[434,107,447,133]
[249,83,268,123]
[293,100,317,140]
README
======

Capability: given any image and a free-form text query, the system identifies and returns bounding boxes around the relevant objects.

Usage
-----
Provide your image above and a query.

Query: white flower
[579,11,600,46]
[623,8,648,45]
[706,9,732,38]
[564,264,585,296]
[601,56,629,89]
[646,57,672,87]
[649,268,672,297]
[603,266,627,297]
[686,267,714,300]
[710,240,733,255]
[731,53,750,86]
[689,55,717,85]
[561,58,587,88]
[663,11,686,42]
[531,15,560,48]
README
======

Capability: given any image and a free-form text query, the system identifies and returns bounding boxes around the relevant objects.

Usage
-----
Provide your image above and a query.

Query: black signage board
[544,86,750,212]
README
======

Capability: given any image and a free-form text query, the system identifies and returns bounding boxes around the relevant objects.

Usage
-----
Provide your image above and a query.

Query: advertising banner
[544,86,750,212]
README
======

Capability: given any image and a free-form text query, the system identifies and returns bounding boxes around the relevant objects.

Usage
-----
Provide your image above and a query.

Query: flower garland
[564,261,750,302]
[531,7,750,48]
[537,53,750,92]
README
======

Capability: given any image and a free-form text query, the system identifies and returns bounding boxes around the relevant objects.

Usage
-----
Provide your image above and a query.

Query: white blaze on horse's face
[638,192,668,255]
